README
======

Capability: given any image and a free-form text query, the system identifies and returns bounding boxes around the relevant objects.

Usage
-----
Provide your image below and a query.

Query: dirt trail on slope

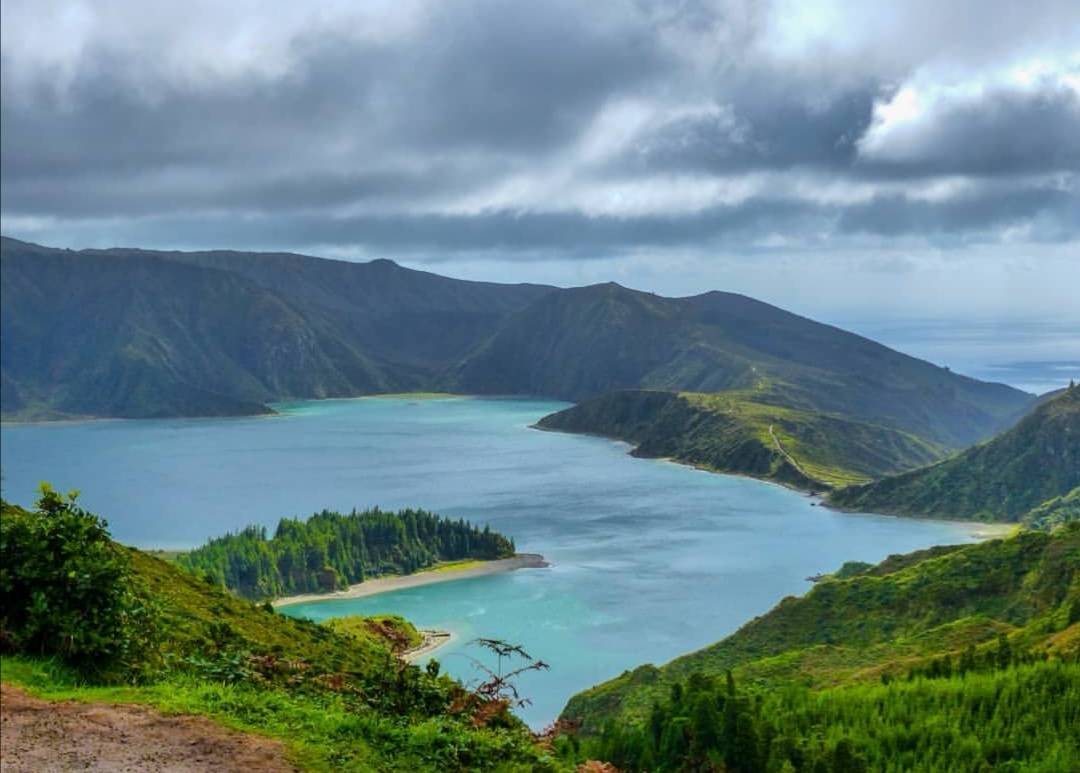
[0,683,297,772]
[768,424,811,479]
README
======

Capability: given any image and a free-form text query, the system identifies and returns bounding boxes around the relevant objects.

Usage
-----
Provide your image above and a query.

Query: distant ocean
[831,317,1080,396]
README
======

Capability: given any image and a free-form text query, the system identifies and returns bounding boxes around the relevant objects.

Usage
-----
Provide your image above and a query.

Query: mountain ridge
[2,237,1033,454]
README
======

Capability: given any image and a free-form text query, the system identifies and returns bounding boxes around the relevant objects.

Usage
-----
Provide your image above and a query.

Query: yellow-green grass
[681,390,943,488]
[427,558,488,574]
[323,615,423,652]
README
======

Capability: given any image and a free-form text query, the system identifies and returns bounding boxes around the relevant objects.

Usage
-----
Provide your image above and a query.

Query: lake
[0,397,987,726]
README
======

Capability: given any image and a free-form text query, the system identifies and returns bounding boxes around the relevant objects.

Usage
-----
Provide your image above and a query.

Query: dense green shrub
[579,659,1080,772]
[0,484,160,679]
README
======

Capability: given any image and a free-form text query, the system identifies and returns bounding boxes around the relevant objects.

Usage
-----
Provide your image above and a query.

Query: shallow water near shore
[1,396,987,727]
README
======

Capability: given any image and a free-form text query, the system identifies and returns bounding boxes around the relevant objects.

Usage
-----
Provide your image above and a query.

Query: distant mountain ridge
[448,281,1030,448]
[1,237,1032,453]
[0,237,552,419]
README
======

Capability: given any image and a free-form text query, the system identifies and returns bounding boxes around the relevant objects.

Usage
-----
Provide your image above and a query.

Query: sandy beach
[402,630,456,662]
[273,553,549,608]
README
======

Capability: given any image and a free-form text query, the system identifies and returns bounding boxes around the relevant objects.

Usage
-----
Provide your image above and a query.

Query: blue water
[0,397,985,726]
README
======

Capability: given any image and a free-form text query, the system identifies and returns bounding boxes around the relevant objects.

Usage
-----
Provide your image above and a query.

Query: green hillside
[0,492,560,772]
[537,389,944,489]
[3,237,1032,453]
[829,385,1080,521]
[578,656,1079,772]
[561,525,1080,735]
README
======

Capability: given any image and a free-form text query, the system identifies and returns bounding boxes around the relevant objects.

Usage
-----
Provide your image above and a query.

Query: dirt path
[0,683,297,772]
[768,424,811,479]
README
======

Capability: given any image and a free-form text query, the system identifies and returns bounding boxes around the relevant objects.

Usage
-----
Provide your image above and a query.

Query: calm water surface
[1,397,986,726]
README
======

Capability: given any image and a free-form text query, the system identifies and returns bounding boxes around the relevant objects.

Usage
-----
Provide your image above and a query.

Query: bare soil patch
[0,683,296,772]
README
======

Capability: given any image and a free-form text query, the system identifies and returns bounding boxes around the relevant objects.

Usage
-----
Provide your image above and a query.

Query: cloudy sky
[2,0,1079,328]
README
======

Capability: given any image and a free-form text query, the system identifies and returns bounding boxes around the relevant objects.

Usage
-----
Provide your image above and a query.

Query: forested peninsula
[178,507,515,600]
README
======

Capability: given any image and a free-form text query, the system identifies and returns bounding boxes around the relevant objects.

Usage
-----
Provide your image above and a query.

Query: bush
[0,484,160,680]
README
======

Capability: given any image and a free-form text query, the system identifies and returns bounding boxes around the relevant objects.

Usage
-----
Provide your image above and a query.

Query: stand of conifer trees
[178,507,514,599]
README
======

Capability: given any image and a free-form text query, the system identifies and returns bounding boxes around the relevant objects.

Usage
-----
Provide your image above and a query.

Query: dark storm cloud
[1,0,1079,263]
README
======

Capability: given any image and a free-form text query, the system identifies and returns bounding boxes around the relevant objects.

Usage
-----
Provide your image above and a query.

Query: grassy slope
[561,525,1080,734]
[537,388,944,490]
[829,385,1080,522]
[0,504,556,771]
[128,547,396,670]
[325,615,424,653]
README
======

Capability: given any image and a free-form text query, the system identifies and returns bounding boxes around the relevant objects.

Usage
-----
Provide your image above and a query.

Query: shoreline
[532,422,833,497]
[273,553,549,608]
[0,392,475,426]
[533,423,1015,541]
[402,629,455,663]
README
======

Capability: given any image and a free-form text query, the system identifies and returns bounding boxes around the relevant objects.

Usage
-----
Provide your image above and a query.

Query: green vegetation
[0,490,560,771]
[0,484,160,681]
[829,385,1080,522]
[177,508,515,600]
[558,525,1080,770]
[537,389,944,491]
[562,525,1080,733]
[1024,487,1080,531]
[324,615,424,653]
[577,657,1079,772]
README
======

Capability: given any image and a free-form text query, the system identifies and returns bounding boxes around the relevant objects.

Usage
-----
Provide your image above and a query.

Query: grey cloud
[612,77,881,174]
[838,185,1080,239]
[15,179,1077,261]
[1,0,1079,270]
[858,83,1080,176]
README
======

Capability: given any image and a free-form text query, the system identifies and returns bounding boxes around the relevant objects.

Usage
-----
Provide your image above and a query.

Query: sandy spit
[273,553,549,608]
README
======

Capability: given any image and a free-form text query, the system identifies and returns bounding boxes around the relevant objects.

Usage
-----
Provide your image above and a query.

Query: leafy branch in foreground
[466,638,550,709]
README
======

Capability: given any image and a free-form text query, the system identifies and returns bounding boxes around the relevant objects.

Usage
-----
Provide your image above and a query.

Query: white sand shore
[402,630,455,662]
[272,553,548,608]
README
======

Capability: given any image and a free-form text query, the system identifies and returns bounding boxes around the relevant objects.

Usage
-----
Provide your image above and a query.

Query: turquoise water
[0,397,985,726]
